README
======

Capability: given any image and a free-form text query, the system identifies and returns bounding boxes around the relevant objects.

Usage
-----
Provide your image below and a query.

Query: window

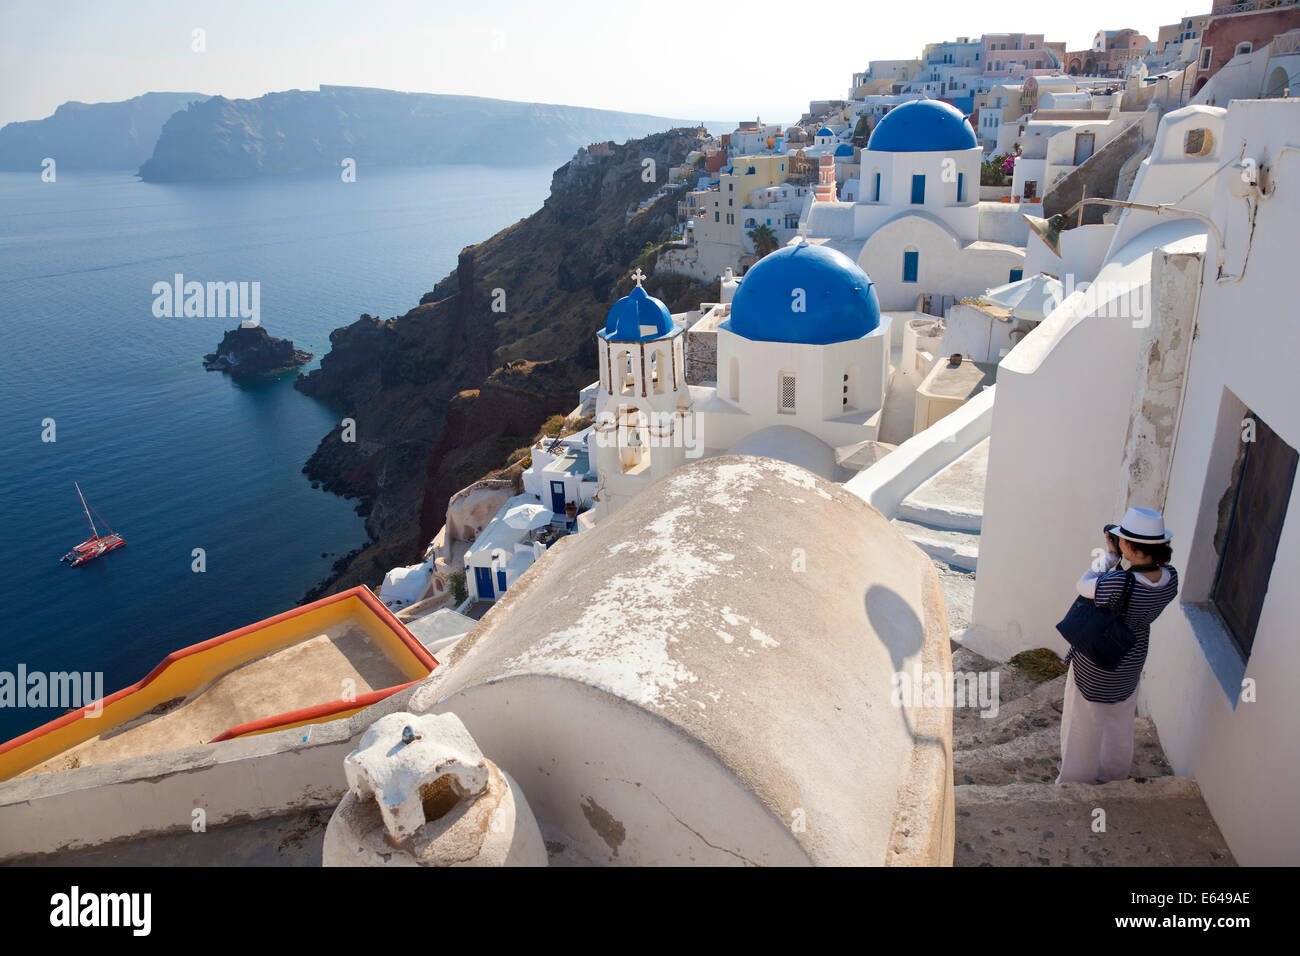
[956,171,965,203]
[778,372,796,414]
[1184,127,1214,157]
[911,173,926,204]
[873,171,881,202]
[1009,269,1023,283]
[651,349,665,393]
[1234,42,1252,57]
[902,249,919,283]
[617,350,634,395]
[714,211,720,223]
[1213,413,1297,658]
[1201,46,1213,70]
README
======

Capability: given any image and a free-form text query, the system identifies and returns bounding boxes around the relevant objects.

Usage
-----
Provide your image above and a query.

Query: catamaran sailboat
[60,482,126,567]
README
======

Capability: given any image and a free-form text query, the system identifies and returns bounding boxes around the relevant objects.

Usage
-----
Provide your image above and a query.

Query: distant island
[204,325,312,378]
[139,86,694,182]
[0,92,208,171]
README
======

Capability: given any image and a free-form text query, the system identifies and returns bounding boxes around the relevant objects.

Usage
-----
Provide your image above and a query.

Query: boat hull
[65,534,126,566]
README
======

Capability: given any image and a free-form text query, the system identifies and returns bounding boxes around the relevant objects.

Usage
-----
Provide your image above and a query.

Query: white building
[1010,106,1145,202]
[963,98,1300,865]
[589,248,892,519]
[800,99,1028,311]
[462,494,548,603]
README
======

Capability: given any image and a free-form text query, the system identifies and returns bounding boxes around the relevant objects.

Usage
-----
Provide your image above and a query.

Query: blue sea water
[0,163,555,741]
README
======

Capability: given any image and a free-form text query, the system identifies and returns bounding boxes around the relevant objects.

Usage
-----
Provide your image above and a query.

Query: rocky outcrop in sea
[204,325,312,378]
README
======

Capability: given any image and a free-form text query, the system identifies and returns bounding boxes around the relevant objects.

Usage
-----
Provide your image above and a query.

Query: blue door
[911,174,925,204]
[496,569,508,593]
[550,480,566,514]
[474,566,494,601]
[903,250,919,283]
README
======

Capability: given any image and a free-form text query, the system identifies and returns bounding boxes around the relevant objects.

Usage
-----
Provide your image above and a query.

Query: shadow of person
[865,582,940,743]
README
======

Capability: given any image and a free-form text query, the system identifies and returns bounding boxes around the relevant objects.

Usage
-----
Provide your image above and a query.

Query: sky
[0,0,1210,126]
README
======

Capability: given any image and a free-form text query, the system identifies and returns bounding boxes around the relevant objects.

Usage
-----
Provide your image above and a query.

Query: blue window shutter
[911,174,925,204]
[903,251,919,283]
[874,172,881,201]
[1009,269,1023,282]
[957,172,965,203]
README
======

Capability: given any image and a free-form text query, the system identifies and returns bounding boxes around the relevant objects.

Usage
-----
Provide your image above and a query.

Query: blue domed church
[588,250,891,517]
[801,98,1026,310]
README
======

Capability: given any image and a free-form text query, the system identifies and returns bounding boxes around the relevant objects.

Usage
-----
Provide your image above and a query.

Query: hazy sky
[1,0,1207,126]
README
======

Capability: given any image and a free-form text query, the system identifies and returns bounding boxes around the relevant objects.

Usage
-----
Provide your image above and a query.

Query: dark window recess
[1213,413,1298,658]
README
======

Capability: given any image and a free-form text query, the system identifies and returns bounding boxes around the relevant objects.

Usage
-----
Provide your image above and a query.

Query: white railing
[1271,31,1300,56]
[1212,0,1297,14]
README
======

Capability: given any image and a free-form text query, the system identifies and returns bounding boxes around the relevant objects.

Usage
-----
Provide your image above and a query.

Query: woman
[1057,506,1179,784]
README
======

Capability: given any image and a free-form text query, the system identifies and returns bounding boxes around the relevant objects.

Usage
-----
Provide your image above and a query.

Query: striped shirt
[1068,554,1179,703]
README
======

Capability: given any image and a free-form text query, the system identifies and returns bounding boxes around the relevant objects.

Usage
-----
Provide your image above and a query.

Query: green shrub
[446,570,467,604]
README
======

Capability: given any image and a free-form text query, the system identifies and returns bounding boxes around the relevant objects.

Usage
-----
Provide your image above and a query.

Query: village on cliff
[2,6,1299,868]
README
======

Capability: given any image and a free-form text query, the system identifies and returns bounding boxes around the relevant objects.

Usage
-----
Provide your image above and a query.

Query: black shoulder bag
[1056,571,1137,670]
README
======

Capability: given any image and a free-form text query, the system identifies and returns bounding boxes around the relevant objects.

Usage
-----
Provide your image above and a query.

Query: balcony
[1212,0,1298,13]
[1271,30,1300,56]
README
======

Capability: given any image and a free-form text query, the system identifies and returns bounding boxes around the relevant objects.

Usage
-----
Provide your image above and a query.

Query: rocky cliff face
[138,86,689,182]
[0,92,208,171]
[297,127,716,596]
[204,325,312,378]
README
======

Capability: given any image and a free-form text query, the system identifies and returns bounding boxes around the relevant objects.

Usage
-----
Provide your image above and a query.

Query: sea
[0,162,556,741]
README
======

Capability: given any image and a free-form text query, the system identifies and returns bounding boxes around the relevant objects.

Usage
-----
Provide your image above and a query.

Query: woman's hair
[1128,541,1173,566]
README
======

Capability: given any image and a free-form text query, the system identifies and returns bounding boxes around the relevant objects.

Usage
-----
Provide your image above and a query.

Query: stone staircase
[885,432,1235,865]
[890,437,988,634]
[891,437,988,575]
[950,645,1236,866]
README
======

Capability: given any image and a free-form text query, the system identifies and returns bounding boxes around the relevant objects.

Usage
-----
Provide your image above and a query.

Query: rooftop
[0,588,433,781]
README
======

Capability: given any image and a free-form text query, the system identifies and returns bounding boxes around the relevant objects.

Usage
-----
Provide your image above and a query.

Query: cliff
[0,92,208,171]
[297,127,717,596]
[204,325,312,378]
[138,86,691,182]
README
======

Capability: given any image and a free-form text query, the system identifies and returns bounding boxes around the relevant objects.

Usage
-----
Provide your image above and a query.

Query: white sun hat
[1106,506,1172,545]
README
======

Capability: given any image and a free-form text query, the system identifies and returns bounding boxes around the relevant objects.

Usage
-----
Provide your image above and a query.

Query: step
[892,518,979,571]
[953,673,1067,744]
[896,437,989,532]
[954,718,1172,786]
[897,498,983,533]
[950,645,1041,712]
[954,776,1236,866]
[934,562,977,636]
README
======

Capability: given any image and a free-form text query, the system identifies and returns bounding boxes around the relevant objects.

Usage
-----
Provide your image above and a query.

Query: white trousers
[1056,664,1138,784]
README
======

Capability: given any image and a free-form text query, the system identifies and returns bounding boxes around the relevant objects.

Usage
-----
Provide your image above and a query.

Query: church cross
[631,267,647,288]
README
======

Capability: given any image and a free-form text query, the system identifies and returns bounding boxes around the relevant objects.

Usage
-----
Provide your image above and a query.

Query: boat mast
[75,481,98,538]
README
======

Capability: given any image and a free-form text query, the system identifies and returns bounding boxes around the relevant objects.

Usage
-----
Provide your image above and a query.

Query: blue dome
[600,285,674,342]
[815,126,833,137]
[868,99,977,152]
[834,143,854,157]
[724,243,880,345]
